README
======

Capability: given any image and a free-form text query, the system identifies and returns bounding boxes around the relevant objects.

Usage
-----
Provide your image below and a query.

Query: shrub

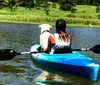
[96,6,100,13]
[71,6,77,13]
[60,4,72,11]
[52,2,56,8]
[59,0,75,11]
[98,15,100,19]
[67,14,76,18]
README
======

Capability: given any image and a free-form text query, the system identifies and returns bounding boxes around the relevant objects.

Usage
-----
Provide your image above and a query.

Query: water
[0,23,100,85]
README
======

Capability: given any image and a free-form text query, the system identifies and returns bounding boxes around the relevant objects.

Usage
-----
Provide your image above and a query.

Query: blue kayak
[30,44,100,80]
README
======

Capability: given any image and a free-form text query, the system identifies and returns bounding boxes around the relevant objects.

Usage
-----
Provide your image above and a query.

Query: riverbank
[0,5,100,28]
[0,15,100,28]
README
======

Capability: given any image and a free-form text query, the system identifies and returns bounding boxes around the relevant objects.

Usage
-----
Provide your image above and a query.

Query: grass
[0,5,100,27]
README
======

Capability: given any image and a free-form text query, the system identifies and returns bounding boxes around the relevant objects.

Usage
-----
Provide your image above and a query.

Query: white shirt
[53,33,70,46]
[50,33,71,54]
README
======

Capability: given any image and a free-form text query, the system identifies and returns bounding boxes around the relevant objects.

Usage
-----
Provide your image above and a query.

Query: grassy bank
[0,5,100,27]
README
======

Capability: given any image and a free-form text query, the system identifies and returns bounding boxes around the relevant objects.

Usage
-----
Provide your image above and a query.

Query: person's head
[55,19,71,44]
[56,19,66,33]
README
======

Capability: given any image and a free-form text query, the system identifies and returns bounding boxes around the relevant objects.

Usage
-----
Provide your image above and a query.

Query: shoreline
[0,20,100,28]
[0,6,100,28]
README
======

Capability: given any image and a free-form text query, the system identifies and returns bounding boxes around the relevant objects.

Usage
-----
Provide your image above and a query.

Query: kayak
[30,44,100,80]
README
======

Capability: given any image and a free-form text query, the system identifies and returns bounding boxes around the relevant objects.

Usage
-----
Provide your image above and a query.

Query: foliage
[98,15,100,19]
[96,6,100,13]
[59,0,75,11]
[52,2,57,8]
[1,0,100,13]
[18,0,34,10]
[71,6,77,13]
[1,0,100,8]
[3,0,17,12]
[0,4,100,27]
[35,0,50,15]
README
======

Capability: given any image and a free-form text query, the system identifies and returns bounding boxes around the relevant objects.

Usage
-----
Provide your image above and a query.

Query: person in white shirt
[54,19,72,46]
[51,19,72,54]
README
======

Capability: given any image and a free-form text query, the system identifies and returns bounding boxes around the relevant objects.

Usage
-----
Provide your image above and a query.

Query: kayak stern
[30,44,100,80]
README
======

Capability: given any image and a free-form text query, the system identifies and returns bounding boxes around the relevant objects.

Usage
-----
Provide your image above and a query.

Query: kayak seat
[37,46,49,53]
[37,45,72,54]
[37,46,42,51]
[54,46,72,54]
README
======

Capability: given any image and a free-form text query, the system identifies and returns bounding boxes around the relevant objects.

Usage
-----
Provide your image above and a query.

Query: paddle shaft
[16,48,92,55]
[20,52,30,55]
[72,48,91,51]
[0,44,100,60]
[20,51,43,55]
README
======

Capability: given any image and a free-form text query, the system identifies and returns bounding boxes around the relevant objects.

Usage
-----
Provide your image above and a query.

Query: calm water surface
[0,23,100,85]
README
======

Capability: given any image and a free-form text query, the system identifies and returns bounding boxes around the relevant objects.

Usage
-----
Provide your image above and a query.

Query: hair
[56,19,66,33]
[55,19,70,43]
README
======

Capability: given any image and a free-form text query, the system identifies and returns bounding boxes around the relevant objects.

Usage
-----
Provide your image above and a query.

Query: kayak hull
[30,44,100,80]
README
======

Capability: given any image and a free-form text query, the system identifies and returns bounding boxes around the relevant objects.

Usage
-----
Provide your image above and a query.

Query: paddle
[0,44,100,60]
[72,44,100,54]
[0,49,43,60]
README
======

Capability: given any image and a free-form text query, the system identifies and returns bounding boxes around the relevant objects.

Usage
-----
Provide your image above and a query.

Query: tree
[59,0,75,11]
[17,0,34,9]
[71,6,77,13]
[52,2,57,8]
[0,0,4,9]
[35,0,43,9]
[96,6,100,13]
[71,0,100,5]
[3,0,17,11]
[35,0,50,15]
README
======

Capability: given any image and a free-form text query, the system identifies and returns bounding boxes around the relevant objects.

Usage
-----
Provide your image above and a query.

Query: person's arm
[69,34,73,45]
[47,35,55,52]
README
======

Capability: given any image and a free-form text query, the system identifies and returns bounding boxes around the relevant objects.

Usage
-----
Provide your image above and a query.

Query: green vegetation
[0,5,100,27]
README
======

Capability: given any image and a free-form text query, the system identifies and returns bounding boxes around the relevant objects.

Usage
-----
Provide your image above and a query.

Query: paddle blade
[91,45,100,54]
[0,49,17,60]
